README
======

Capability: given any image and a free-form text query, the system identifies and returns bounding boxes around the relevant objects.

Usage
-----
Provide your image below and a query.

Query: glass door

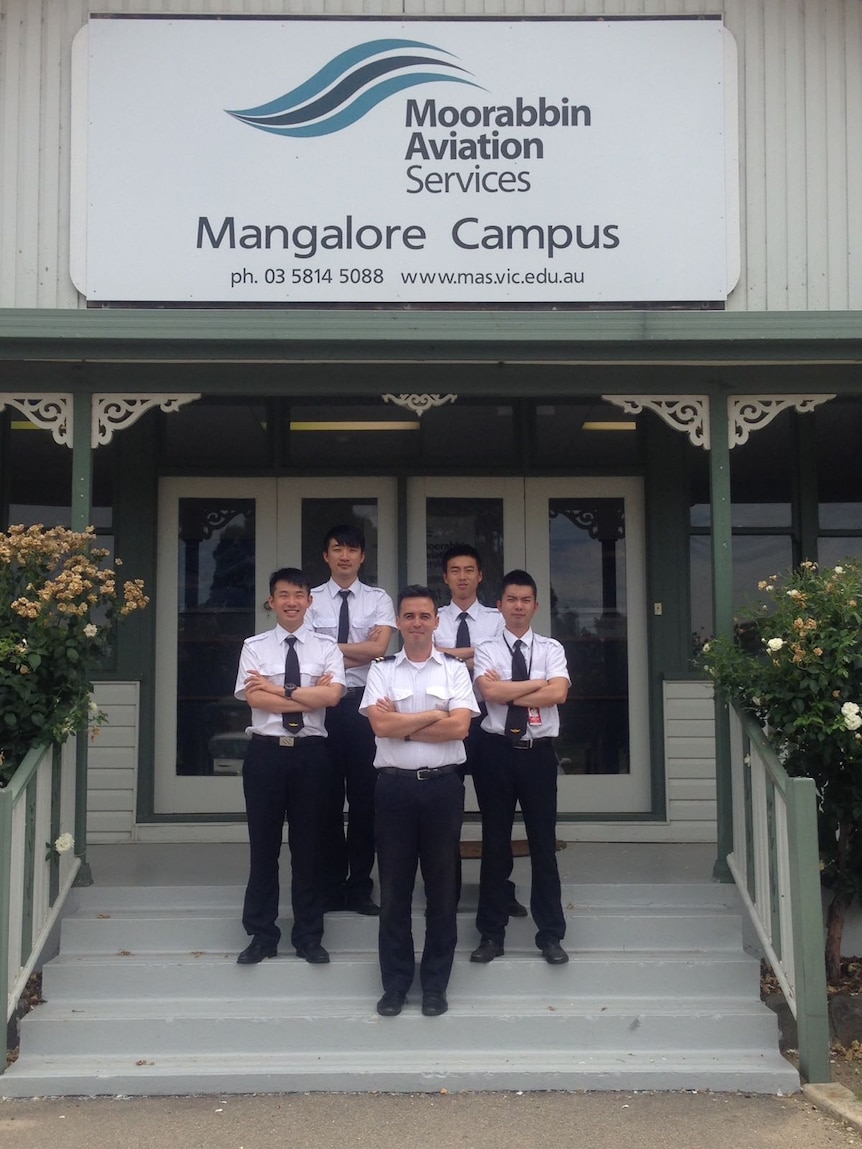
[154,477,396,814]
[407,477,649,814]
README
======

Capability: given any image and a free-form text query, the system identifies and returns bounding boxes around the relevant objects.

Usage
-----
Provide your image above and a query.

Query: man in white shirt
[361,586,478,1018]
[309,525,395,916]
[471,569,571,966]
[234,568,345,966]
[434,543,526,918]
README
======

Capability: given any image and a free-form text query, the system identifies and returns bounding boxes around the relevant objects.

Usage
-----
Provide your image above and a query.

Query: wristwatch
[284,683,298,699]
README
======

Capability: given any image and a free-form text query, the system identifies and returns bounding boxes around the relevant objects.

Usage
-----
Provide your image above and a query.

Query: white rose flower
[841,702,861,718]
[83,623,98,638]
[766,638,784,652]
[702,642,711,653]
[844,714,862,732]
[834,566,845,575]
[54,832,75,854]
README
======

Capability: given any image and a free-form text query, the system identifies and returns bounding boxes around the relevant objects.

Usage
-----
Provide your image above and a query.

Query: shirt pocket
[426,684,453,710]
[312,615,338,638]
[301,659,326,687]
[353,614,380,639]
[390,687,413,710]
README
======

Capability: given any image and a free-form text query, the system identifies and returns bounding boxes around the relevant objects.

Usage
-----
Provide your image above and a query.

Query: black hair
[269,567,311,595]
[441,543,482,573]
[323,524,366,552]
[397,584,438,613]
[500,569,537,598]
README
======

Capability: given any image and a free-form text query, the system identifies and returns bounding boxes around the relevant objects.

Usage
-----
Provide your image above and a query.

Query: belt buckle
[512,740,530,750]
[416,768,432,780]
[279,735,296,748]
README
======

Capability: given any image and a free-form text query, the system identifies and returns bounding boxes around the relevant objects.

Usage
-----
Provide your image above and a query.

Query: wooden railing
[726,700,831,1083]
[1,740,81,1055]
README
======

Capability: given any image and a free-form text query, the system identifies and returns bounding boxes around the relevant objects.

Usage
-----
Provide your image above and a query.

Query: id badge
[527,707,542,726]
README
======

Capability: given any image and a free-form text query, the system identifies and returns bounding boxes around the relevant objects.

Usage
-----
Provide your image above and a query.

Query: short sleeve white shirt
[359,648,479,770]
[308,577,396,688]
[474,627,570,740]
[434,599,505,651]
[234,621,346,738]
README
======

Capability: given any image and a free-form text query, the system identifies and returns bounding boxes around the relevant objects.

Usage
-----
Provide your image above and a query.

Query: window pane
[817,400,862,529]
[7,423,112,529]
[301,498,380,587]
[425,497,505,605]
[818,538,862,566]
[690,534,794,650]
[175,498,256,777]
[549,497,629,776]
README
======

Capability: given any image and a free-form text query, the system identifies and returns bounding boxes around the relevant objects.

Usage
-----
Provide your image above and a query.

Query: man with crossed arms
[471,569,571,966]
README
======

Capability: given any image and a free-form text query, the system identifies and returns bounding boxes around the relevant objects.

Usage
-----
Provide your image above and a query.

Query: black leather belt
[251,733,326,747]
[377,765,461,780]
[491,735,555,750]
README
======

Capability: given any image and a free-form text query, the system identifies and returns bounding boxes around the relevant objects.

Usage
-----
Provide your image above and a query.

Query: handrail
[725,699,831,1083]
[1,739,80,1061]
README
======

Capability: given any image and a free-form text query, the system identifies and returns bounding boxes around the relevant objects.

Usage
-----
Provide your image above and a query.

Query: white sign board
[70,17,737,305]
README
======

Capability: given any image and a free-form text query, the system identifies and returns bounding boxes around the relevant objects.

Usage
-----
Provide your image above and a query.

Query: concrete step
[17,997,783,1057]
[41,948,760,1001]
[0,1048,800,1096]
[58,907,743,955]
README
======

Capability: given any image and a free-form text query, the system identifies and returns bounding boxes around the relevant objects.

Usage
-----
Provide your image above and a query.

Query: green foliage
[695,560,862,905]
[0,524,149,786]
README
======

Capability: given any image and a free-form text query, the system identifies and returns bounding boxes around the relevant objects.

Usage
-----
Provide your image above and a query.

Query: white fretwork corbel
[603,395,710,449]
[92,394,201,446]
[728,395,835,447]
[381,393,457,417]
[0,394,73,445]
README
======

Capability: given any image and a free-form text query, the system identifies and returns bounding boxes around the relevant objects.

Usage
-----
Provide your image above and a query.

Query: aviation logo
[226,38,481,138]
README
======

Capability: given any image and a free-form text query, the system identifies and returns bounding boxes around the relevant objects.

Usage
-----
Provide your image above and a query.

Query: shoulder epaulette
[443,652,466,662]
[374,654,397,662]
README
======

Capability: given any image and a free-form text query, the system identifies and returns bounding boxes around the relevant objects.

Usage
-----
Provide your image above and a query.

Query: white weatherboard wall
[81,679,718,843]
[87,682,139,843]
[1,0,861,312]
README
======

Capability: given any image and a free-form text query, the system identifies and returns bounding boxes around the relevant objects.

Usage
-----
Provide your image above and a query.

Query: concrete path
[3,1089,862,1149]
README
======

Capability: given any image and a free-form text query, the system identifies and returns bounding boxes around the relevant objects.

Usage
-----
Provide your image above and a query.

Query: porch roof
[1,308,862,371]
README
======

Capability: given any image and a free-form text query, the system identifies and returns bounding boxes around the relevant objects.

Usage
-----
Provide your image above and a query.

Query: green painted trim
[709,394,734,880]
[21,778,36,967]
[1,308,862,364]
[787,776,832,1084]
[0,781,12,1037]
[49,745,61,906]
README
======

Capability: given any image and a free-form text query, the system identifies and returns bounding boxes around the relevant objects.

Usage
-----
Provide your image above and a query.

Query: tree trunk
[825,889,851,986]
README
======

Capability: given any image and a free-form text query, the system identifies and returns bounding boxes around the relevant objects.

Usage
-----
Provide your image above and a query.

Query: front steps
[2,882,799,1096]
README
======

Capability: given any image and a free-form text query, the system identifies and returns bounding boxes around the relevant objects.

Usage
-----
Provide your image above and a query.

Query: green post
[0,787,12,1042]
[709,391,734,882]
[787,777,831,1083]
[71,392,93,887]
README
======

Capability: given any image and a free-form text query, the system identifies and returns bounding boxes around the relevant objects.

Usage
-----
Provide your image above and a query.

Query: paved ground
[3,1089,862,1149]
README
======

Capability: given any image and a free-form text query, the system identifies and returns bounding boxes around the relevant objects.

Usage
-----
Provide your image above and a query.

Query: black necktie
[283,635,303,733]
[505,639,529,743]
[455,610,470,650]
[337,589,351,644]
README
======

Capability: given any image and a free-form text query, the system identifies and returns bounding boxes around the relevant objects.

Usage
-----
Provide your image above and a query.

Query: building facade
[1,0,861,846]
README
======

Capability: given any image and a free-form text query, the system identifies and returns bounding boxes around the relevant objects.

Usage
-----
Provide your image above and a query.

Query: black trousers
[457,719,516,905]
[473,735,566,949]
[320,691,378,901]
[375,770,464,996]
[241,736,329,950]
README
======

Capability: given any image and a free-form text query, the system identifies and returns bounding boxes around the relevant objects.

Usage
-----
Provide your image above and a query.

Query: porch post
[709,392,734,882]
[71,392,93,887]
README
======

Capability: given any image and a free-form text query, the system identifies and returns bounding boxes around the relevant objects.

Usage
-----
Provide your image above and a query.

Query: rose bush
[697,559,862,982]
[0,524,148,786]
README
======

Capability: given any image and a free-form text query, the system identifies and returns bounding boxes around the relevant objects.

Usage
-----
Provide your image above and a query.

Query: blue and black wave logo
[226,38,482,138]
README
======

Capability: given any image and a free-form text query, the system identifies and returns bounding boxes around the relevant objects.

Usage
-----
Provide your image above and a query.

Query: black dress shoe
[236,939,277,965]
[345,894,381,916]
[540,940,569,965]
[506,897,528,918]
[376,990,406,1017]
[295,941,331,964]
[470,937,504,963]
[421,992,448,1017]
